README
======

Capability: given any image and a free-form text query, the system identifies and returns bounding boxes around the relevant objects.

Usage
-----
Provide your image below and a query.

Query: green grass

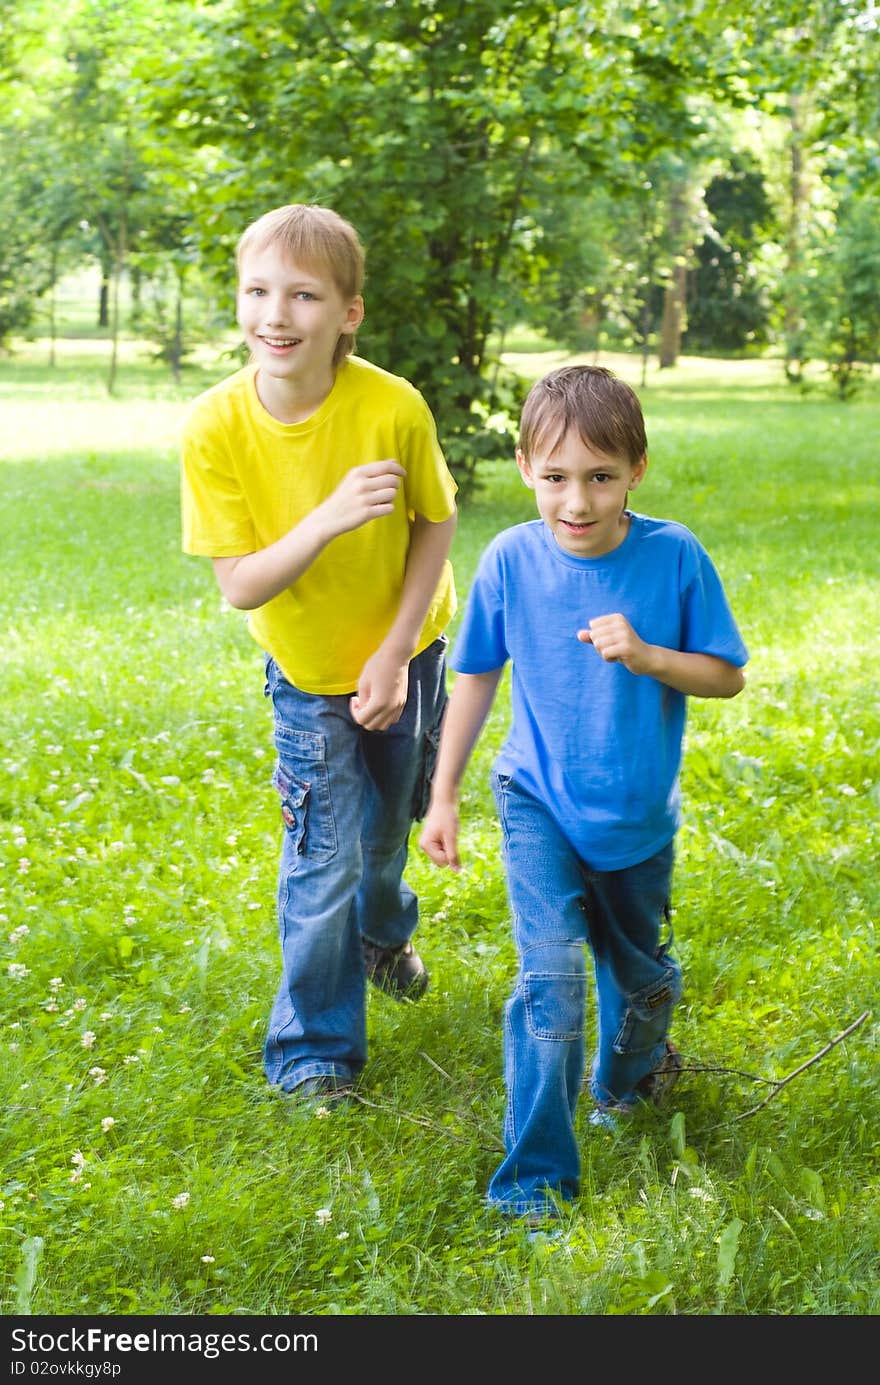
[1,339,879,1319]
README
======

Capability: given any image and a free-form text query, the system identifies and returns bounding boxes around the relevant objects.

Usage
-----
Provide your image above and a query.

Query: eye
[245,286,265,297]
[592,472,612,483]
[294,291,316,301]
[544,473,565,484]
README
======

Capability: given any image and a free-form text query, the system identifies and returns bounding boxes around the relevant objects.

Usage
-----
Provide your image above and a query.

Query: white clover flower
[17,859,31,873]
[99,1012,114,1022]
[314,1105,332,1119]
[73,998,87,1012]
[9,924,30,944]
[315,1207,332,1226]
[7,963,30,980]
[71,1151,85,1169]
[200,1255,215,1264]
[100,1117,115,1132]
[336,1231,349,1241]
[172,1192,191,1210]
[49,978,64,991]
[89,1067,107,1084]
[123,1054,139,1065]
[81,1031,97,1049]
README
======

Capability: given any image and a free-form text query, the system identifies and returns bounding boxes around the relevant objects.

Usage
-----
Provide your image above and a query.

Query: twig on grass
[350,1089,505,1153]
[725,1009,872,1123]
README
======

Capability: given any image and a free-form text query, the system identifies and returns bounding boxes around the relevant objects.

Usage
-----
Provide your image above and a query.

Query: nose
[263,292,289,325]
[565,482,591,517]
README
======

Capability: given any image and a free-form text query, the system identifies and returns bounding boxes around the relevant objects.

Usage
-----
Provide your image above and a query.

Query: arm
[418,667,503,871]
[578,615,745,698]
[211,460,407,610]
[350,510,458,731]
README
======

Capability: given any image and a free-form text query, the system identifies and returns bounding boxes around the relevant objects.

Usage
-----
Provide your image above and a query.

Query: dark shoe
[286,1075,355,1108]
[635,1041,683,1107]
[361,937,429,1001]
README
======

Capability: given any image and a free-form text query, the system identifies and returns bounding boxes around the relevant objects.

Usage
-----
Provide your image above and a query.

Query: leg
[486,775,590,1219]
[357,637,448,960]
[262,658,369,1093]
[586,842,682,1108]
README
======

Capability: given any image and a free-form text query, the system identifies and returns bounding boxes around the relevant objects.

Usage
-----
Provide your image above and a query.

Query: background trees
[2,0,879,490]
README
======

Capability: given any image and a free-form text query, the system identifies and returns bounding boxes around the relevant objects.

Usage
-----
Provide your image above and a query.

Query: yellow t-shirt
[180,356,457,694]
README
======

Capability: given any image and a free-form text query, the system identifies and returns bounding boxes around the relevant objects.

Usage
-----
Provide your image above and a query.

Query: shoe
[635,1041,683,1108]
[588,1043,683,1130]
[285,1075,355,1108]
[588,1102,634,1133]
[361,937,429,1001]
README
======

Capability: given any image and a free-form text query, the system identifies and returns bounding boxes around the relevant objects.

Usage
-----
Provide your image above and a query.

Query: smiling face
[236,242,364,401]
[517,429,647,558]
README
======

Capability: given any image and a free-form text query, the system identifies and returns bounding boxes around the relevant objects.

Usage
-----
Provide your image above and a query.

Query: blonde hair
[236,204,365,366]
[519,365,647,465]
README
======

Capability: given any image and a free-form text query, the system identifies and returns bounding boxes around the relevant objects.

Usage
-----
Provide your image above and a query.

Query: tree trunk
[658,260,687,368]
[784,92,809,380]
[48,244,59,368]
[172,267,184,384]
[658,179,690,369]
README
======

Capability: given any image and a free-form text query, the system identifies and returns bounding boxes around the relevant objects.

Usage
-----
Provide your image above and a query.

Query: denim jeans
[487,773,681,1218]
[262,637,448,1093]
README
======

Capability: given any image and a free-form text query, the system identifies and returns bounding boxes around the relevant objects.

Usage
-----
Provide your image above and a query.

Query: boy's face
[237,242,363,388]
[517,428,647,558]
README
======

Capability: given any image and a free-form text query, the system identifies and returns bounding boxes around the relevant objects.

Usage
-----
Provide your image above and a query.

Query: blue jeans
[262,637,448,1092]
[487,774,681,1218]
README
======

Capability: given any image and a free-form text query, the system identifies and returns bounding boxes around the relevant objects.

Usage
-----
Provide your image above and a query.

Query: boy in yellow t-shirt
[180,203,457,1106]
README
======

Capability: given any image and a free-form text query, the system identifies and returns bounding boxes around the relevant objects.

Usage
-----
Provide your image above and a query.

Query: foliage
[803,190,880,397]
[1,343,878,1320]
[684,153,777,354]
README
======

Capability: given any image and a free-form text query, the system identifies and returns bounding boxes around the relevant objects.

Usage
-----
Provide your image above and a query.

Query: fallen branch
[726,1009,872,1123]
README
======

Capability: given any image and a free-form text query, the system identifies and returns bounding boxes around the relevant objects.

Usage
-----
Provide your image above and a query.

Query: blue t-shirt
[451,514,749,870]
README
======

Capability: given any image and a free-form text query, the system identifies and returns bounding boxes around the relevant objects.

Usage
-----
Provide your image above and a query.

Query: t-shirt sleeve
[179,403,257,556]
[680,540,749,667]
[397,392,458,523]
[449,544,509,674]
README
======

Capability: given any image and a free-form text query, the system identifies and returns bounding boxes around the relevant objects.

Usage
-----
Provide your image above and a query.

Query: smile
[261,336,301,348]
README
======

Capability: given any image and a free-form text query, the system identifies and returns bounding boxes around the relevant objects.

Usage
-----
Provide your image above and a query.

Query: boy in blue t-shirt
[419,365,748,1224]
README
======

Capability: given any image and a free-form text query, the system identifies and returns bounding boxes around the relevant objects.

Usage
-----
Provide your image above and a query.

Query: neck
[254,363,337,424]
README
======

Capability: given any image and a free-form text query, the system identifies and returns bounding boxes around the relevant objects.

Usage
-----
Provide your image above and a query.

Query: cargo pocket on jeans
[612,963,683,1056]
[271,756,337,863]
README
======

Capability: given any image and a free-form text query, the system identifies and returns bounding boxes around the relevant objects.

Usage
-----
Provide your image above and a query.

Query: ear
[628,453,648,490]
[516,447,535,489]
[341,295,365,335]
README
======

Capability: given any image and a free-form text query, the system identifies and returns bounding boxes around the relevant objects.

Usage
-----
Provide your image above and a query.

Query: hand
[577,613,654,675]
[418,801,461,871]
[350,649,409,730]
[317,460,405,539]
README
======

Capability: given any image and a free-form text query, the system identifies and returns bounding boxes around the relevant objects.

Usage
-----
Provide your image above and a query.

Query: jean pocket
[409,721,443,821]
[272,748,337,863]
[523,969,586,1042]
[612,963,682,1056]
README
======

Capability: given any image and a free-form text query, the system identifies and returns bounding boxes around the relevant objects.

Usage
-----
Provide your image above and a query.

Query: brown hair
[518,365,647,465]
[236,204,365,366]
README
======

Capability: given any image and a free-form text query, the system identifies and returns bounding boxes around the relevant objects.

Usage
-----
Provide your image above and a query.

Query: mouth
[259,336,302,350]
[561,520,596,533]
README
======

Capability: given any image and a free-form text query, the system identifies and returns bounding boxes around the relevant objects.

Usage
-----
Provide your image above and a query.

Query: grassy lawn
[1,338,878,1319]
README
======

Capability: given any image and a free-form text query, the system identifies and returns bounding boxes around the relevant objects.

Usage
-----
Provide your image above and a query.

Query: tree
[154,0,769,490]
[684,153,776,354]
